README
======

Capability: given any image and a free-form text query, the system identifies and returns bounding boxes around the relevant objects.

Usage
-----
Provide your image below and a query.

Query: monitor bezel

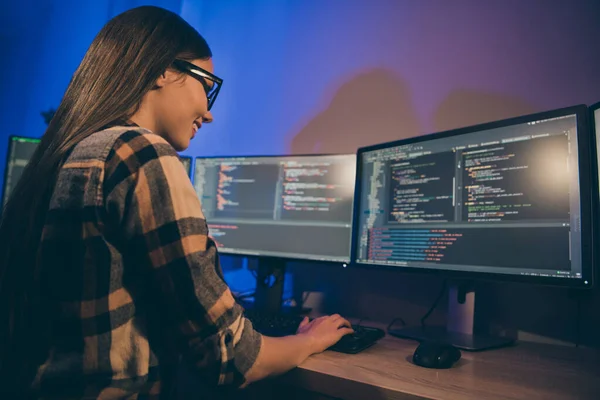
[591,101,600,134]
[178,155,194,178]
[193,152,357,265]
[1,135,42,207]
[589,101,600,287]
[350,104,594,289]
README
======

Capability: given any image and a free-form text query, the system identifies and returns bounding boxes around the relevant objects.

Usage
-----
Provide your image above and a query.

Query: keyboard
[244,309,385,354]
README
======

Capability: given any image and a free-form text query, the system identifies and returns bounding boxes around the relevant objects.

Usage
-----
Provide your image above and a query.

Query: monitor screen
[595,106,600,137]
[352,106,593,287]
[193,154,356,262]
[593,103,600,246]
[2,136,41,206]
[179,156,192,178]
[594,104,600,178]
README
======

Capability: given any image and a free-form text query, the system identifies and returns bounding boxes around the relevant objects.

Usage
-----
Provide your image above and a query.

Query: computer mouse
[412,341,461,369]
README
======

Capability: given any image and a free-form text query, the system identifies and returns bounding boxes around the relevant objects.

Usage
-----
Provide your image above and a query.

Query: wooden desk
[272,332,600,400]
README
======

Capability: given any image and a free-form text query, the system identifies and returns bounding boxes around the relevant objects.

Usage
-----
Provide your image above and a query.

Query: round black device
[412,342,461,369]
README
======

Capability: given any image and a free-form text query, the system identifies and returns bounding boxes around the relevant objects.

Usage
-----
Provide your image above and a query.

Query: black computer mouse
[412,341,461,369]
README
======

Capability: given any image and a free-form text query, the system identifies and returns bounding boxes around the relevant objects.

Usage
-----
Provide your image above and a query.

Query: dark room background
[1,0,599,347]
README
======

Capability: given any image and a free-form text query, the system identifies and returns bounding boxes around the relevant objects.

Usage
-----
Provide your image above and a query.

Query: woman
[0,6,352,399]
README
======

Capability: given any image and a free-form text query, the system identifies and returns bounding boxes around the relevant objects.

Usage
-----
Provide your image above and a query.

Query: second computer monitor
[352,105,593,288]
[193,154,356,263]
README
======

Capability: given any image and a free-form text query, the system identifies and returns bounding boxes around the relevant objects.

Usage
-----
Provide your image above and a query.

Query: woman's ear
[154,68,179,90]
[154,72,168,90]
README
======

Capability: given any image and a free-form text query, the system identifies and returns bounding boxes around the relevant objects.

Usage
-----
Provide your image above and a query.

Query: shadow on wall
[290,69,421,154]
[433,89,539,133]
[290,74,542,156]
[286,82,600,347]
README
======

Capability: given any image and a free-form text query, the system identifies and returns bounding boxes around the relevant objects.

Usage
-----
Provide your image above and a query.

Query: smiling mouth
[192,122,200,137]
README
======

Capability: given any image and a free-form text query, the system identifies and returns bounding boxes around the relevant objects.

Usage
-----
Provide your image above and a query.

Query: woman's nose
[203,111,214,124]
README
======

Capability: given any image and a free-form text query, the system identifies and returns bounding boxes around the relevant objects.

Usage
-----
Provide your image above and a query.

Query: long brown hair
[0,5,212,389]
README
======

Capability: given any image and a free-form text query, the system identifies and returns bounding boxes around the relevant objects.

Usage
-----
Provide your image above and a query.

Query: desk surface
[281,329,600,400]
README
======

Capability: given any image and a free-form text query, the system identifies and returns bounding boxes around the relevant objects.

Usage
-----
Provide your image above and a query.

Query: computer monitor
[352,105,593,349]
[179,155,193,178]
[592,101,600,270]
[193,154,356,263]
[2,136,41,206]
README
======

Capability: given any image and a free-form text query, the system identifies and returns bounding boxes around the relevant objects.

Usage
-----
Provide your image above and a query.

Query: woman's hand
[296,314,354,354]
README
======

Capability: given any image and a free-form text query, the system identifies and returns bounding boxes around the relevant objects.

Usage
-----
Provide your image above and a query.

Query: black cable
[356,317,373,328]
[575,295,582,348]
[385,280,447,333]
[421,279,448,327]
[386,317,406,332]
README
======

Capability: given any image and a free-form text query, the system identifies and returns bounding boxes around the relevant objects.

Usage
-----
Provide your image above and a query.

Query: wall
[1,0,599,347]
[183,0,600,348]
[0,0,184,180]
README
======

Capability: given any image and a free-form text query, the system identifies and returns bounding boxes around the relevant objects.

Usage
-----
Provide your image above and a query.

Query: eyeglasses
[172,59,223,111]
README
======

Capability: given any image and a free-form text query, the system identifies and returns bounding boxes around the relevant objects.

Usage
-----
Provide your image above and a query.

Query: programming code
[369,228,462,262]
[364,160,385,232]
[207,222,352,261]
[367,226,569,271]
[461,135,569,222]
[280,160,353,222]
[388,152,455,223]
[356,113,582,278]
[194,155,355,261]
[213,163,279,219]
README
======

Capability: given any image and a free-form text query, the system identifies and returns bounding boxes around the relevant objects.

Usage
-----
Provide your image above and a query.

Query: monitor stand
[388,281,515,351]
[253,257,287,313]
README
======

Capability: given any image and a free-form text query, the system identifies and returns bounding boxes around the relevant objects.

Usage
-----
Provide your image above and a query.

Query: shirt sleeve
[103,130,262,387]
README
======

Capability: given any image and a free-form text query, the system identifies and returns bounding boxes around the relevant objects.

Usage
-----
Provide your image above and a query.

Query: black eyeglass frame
[172,59,223,111]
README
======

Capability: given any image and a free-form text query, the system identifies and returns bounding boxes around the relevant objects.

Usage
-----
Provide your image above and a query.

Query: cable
[421,279,448,327]
[575,295,582,348]
[355,317,374,328]
[385,280,447,333]
[386,317,406,332]
[568,288,588,348]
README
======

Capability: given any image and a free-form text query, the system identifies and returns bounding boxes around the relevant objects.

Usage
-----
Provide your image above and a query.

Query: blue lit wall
[179,0,600,158]
[2,0,600,299]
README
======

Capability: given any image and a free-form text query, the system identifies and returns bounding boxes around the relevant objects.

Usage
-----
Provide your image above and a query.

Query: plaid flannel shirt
[31,126,261,399]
